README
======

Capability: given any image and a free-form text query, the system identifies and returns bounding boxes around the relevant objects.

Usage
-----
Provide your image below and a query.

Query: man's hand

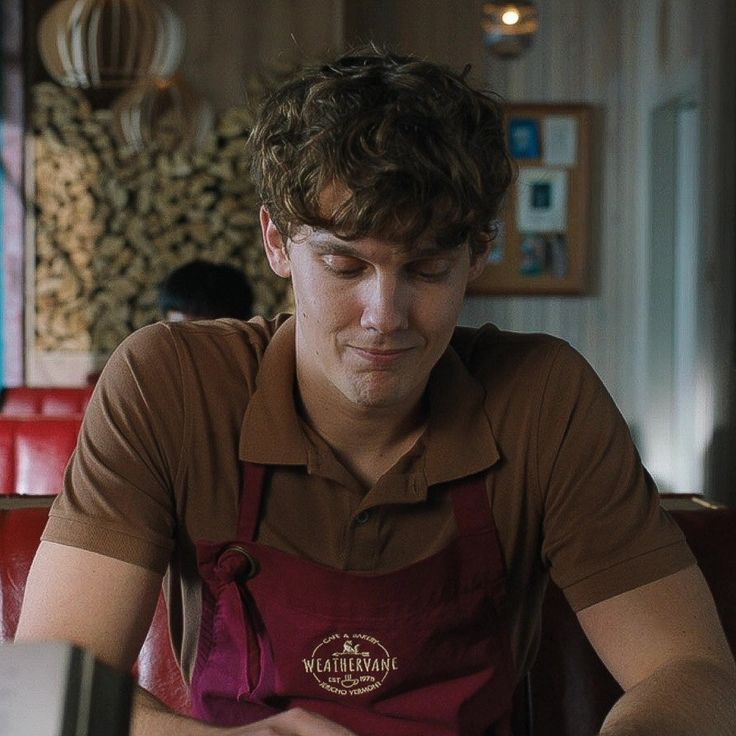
[135,689,359,735]
[577,564,736,735]
[224,707,359,735]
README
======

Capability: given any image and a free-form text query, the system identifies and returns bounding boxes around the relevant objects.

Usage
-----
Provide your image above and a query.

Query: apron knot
[215,544,260,584]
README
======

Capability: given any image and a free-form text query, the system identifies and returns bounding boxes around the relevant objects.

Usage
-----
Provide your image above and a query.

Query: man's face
[262,208,488,415]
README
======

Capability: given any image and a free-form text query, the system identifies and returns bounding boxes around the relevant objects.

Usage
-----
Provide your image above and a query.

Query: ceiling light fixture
[111,75,213,152]
[482,2,540,59]
[37,0,185,90]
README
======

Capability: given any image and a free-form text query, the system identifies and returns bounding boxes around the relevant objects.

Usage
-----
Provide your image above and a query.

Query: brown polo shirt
[43,315,694,683]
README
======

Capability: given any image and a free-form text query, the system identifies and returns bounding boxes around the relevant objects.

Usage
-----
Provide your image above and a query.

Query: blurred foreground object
[0,640,131,736]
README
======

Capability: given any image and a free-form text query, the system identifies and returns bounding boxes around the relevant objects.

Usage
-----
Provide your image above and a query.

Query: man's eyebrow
[309,240,359,256]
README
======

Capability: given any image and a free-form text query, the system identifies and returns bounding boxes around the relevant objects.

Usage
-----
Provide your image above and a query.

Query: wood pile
[31,81,293,356]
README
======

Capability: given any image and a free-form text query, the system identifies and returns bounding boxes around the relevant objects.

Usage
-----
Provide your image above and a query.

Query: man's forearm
[598,657,736,736]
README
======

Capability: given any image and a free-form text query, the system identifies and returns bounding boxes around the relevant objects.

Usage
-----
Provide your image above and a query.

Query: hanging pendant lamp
[481,2,540,59]
[37,0,185,90]
[111,75,213,152]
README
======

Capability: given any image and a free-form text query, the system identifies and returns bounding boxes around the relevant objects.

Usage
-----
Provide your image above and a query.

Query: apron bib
[192,462,515,735]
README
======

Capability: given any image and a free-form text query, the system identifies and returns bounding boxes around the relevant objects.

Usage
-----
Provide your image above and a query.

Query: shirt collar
[240,317,308,465]
[240,316,500,486]
[421,344,500,489]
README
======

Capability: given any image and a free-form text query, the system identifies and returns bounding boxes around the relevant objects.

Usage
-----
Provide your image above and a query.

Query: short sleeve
[42,323,185,574]
[536,343,695,611]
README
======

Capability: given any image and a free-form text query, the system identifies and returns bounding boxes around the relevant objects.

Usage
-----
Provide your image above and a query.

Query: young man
[17,51,736,736]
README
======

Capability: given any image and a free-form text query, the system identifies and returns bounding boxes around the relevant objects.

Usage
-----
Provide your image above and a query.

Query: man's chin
[344,375,419,411]
[351,393,395,409]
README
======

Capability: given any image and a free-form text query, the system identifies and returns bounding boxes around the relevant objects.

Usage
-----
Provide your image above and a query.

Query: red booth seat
[525,496,736,736]
[0,417,82,495]
[1,386,94,416]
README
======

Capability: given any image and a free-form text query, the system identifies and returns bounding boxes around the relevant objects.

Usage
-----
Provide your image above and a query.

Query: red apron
[192,462,515,735]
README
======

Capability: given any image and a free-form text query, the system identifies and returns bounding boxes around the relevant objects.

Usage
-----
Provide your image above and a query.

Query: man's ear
[468,232,493,281]
[260,207,291,278]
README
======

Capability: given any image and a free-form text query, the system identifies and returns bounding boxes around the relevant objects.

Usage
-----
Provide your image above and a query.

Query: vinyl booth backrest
[524,500,736,736]
[0,416,82,495]
[1,387,94,416]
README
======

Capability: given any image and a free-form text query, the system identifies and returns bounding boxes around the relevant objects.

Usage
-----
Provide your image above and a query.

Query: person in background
[157,259,254,322]
[85,260,254,385]
[16,50,736,736]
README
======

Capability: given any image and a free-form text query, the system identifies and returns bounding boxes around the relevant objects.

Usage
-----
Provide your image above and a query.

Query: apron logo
[302,633,398,696]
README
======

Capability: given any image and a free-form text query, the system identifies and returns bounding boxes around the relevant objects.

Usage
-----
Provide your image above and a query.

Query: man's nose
[360,274,409,333]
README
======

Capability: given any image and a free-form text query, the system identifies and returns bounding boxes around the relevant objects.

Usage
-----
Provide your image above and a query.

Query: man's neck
[295,378,427,490]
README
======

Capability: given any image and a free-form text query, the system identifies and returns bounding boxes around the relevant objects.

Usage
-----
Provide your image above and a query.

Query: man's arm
[577,564,736,735]
[16,542,161,670]
[16,542,358,736]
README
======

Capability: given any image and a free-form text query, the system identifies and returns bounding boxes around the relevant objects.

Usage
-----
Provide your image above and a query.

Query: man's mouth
[349,346,414,365]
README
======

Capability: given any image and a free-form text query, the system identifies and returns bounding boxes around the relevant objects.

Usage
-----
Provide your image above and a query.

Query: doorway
[645,100,700,492]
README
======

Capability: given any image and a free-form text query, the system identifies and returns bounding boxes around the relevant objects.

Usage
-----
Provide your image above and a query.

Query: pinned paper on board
[508,118,540,160]
[542,116,578,167]
[516,168,568,233]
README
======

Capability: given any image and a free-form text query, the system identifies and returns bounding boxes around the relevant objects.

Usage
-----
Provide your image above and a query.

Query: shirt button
[355,510,371,525]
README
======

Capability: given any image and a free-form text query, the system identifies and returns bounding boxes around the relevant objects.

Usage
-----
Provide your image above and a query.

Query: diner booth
[1,384,734,734]
[1,0,734,734]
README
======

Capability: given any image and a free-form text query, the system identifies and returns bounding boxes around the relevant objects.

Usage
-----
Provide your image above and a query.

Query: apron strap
[449,473,509,604]
[237,462,268,542]
[448,473,494,536]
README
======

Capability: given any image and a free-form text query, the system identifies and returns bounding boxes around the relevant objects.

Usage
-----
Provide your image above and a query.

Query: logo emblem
[302,633,398,696]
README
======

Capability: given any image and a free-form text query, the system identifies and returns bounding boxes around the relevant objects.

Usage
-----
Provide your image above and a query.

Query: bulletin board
[468,103,593,295]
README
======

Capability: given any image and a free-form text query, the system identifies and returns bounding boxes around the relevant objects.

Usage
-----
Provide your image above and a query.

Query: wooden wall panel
[343,0,485,83]
[169,0,344,113]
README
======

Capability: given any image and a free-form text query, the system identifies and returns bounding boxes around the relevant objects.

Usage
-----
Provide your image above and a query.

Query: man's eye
[410,259,452,280]
[323,256,364,276]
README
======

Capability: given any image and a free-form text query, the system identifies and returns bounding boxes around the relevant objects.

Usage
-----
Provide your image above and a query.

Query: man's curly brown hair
[249,49,513,256]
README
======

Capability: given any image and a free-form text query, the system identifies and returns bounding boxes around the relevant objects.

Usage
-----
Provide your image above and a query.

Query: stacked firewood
[31,81,293,356]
